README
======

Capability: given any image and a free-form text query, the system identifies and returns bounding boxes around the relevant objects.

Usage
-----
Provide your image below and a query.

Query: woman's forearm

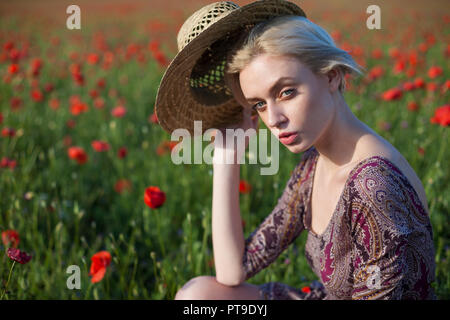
[212,160,246,286]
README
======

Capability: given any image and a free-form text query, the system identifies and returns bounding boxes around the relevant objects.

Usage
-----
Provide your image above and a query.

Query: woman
[158,1,436,300]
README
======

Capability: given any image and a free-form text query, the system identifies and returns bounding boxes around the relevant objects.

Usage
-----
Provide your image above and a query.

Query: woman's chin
[284,141,306,154]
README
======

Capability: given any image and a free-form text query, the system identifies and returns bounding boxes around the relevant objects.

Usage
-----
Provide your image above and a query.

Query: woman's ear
[326,68,341,93]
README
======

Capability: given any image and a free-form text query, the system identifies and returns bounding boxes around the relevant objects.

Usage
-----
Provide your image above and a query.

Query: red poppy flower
[8,63,19,75]
[406,67,416,78]
[419,42,428,53]
[428,66,443,79]
[2,127,16,137]
[73,72,84,85]
[67,146,88,165]
[408,51,419,67]
[407,101,419,112]
[31,58,42,77]
[49,98,60,110]
[388,47,401,59]
[371,48,383,59]
[148,40,160,53]
[70,102,88,116]
[1,157,16,170]
[402,82,415,91]
[89,89,98,98]
[87,53,99,65]
[117,147,127,159]
[301,286,311,294]
[144,186,166,209]
[70,63,81,74]
[425,33,436,46]
[4,41,14,51]
[426,82,438,92]
[149,112,159,124]
[94,97,105,109]
[114,179,132,194]
[414,77,425,89]
[152,50,169,68]
[2,230,20,248]
[70,63,84,85]
[91,140,110,152]
[441,80,450,94]
[1,157,9,168]
[7,159,17,170]
[368,65,384,81]
[393,59,406,74]
[7,248,32,264]
[381,88,403,101]
[430,104,450,127]
[111,105,127,118]
[97,78,105,89]
[239,180,252,194]
[10,97,22,110]
[66,119,76,129]
[9,48,20,62]
[156,140,178,156]
[89,251,111,283]
[31,89,43,102]
[70,95,81,105]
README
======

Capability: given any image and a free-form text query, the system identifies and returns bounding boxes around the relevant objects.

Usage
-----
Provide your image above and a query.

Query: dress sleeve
[242,151,311,281]
[349,161,436,300]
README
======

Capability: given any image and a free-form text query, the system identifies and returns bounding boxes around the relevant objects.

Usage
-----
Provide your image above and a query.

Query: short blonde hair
[224,16,365,107]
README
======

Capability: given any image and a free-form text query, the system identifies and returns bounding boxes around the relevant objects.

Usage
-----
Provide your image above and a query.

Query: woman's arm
[212,159,246,286]
[211,108,259,286]
[241,157,308,281]
[212,149,309,286]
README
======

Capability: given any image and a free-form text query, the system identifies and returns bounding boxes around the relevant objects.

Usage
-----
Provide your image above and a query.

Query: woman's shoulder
[349,136,429,213]
[345,149,430,219]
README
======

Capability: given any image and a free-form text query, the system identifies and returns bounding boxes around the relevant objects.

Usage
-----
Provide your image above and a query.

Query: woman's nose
[266,103,287,128]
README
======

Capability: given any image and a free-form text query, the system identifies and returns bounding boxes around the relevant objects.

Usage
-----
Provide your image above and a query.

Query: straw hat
[154,0,306,136]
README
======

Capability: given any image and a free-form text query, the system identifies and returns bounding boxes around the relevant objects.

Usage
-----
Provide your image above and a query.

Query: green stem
[155,212,166,257]
[84,281,93,300]
[1,261,16,300]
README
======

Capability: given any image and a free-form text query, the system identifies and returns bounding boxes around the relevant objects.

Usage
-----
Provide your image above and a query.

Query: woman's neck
[313,93,373,174]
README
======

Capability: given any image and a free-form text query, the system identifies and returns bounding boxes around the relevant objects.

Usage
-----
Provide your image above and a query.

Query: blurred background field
[0,0,448,299]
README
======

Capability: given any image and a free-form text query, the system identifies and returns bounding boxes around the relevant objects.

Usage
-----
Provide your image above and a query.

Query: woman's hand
[212,108,259,164]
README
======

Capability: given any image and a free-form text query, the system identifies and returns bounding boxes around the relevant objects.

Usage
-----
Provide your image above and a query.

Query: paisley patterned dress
[242,146,436,300]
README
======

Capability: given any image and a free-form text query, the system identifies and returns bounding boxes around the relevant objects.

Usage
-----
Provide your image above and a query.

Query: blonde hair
[224,16,365,107]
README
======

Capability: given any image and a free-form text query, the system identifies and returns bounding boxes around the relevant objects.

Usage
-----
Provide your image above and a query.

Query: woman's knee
[174,276,218,300]
[174,275,262,300]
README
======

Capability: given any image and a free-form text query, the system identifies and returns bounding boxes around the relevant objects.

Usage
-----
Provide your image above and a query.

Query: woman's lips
[279,132,299,145]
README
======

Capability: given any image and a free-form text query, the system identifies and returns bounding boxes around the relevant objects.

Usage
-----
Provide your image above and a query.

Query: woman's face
[238,53,339,154]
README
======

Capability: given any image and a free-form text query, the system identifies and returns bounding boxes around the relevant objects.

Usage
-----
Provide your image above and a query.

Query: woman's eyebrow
[245,76,296,102]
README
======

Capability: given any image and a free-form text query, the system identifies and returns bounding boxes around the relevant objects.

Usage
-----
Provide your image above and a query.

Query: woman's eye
[252,89,295,111]
[281,89,294,97]
[252,101,265,111]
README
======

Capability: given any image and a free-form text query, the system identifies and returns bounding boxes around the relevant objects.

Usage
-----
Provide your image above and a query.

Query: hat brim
[155,0,306,136]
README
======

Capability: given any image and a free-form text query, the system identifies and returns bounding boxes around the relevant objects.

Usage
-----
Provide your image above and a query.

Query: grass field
[0,0,448,299]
